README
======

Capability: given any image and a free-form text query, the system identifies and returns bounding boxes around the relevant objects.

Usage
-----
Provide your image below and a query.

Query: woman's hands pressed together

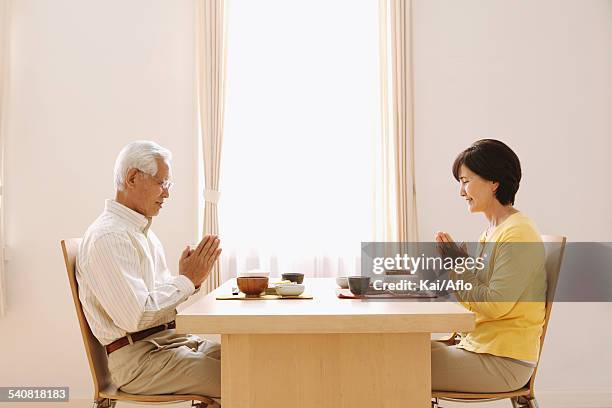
[435,231,469,260]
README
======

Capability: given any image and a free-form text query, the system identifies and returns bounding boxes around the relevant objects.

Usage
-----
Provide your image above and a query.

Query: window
[219,0,380,279]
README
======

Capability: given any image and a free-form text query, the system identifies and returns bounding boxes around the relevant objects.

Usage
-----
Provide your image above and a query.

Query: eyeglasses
[137,169,174,190]
[156,178,174,191]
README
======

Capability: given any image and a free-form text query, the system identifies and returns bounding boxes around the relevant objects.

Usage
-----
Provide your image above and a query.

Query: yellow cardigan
[453,212,546,362]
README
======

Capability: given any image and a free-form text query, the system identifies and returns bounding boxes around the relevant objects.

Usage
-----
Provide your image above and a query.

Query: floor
[108,397,612,408]
[3,397,610,408]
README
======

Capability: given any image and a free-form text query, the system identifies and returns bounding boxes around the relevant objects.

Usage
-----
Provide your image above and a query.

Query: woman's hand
[435,231,468,260]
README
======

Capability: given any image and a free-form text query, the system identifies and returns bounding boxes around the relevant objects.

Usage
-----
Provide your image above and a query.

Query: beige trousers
[107,329,221,402]
[431,341,534,392]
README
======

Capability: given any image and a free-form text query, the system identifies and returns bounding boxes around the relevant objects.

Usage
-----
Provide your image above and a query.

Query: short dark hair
[452,139,522,205]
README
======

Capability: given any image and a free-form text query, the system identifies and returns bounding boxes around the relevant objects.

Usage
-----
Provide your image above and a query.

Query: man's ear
[125,168,140,190]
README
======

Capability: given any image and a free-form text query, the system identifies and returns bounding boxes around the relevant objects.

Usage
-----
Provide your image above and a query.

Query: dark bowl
[281,273,304,284]
[237,276,269,297]
[348,276,371,296]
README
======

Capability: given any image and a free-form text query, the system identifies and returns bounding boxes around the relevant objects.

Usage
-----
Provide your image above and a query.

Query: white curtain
[196,0,227,293]
[219,0,379,281]
[0,0,10,316]
[376,0,419,243]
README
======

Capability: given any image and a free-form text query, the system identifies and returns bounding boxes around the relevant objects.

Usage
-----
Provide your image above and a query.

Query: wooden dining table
[176,277,474,408]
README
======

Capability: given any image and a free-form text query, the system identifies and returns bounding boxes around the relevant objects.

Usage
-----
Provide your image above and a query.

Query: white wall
[0,0,610,402]
[413,0,612,394]
[0,0,199,398]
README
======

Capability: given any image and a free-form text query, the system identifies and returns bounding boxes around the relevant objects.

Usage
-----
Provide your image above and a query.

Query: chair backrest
[527,234,567,397]
[61,238,112,398]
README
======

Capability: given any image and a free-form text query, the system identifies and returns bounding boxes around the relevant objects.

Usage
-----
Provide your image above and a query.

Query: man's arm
[81,232,195,333]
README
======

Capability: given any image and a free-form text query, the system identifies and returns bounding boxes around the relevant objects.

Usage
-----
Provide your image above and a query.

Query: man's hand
[179,234,222,289]
[434,231,468,260]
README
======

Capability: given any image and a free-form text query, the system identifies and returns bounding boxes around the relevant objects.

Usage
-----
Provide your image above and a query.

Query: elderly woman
[432,139,546,393]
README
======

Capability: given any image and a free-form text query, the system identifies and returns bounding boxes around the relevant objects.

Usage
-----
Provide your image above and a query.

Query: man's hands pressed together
[179,234,222,289]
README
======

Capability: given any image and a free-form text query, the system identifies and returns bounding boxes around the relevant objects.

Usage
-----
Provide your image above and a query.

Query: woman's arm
[452,232,545,319]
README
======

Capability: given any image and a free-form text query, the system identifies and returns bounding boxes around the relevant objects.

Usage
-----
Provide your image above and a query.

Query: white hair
[113,141,172,192]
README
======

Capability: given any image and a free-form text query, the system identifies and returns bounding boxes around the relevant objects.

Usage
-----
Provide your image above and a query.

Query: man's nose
[162,188,170,198]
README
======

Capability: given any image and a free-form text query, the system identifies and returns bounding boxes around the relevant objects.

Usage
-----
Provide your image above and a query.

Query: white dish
[336,277,349,289]
[275,283,305,296]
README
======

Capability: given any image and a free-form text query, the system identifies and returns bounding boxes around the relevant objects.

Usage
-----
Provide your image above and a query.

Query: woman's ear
[125,168,139,190]
[491,181,499,194]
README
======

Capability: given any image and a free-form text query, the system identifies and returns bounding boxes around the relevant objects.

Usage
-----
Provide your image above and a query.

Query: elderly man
[76,141,222,403]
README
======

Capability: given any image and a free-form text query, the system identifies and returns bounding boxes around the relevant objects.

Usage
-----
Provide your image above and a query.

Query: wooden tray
[335,288,437,299]
[216,293,313,300]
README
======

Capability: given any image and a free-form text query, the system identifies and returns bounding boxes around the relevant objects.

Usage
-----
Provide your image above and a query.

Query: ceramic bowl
[237,276,269,297]
[275,283,305,297]
[281,273,304,284]
[335,277,349,289]
[348,276,371,296]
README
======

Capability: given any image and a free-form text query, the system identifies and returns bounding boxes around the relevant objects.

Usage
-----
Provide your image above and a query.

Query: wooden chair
[61,238,216,408]
[432,235,567,408]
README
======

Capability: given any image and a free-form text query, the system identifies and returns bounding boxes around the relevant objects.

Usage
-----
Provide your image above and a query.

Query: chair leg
[93,399,116,408]
[512,396,536,408]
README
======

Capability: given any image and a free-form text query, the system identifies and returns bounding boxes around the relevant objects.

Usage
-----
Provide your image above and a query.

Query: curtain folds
[377,0,418,243]
[0,0,9,315]
[196,0,227,293]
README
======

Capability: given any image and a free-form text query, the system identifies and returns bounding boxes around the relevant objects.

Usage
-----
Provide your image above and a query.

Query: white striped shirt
[76,199,196,345]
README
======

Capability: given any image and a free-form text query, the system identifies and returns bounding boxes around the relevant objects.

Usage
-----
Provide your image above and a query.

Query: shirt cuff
[175,275,196,297]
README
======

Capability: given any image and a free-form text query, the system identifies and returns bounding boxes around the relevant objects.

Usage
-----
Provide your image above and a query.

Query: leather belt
[105,320,176,355]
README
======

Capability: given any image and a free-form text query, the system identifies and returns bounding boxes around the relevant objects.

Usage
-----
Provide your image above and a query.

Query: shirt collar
[105,199,152,235]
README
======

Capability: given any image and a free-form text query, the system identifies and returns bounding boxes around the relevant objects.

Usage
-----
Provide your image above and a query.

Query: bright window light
[220,0,380,277]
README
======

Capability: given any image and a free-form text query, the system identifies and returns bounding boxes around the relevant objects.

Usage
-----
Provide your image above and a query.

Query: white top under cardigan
[76,199,196,345]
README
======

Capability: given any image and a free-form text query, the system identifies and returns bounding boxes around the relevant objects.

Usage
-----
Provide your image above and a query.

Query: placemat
[335,288,437,299]
[216,293,313,300]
